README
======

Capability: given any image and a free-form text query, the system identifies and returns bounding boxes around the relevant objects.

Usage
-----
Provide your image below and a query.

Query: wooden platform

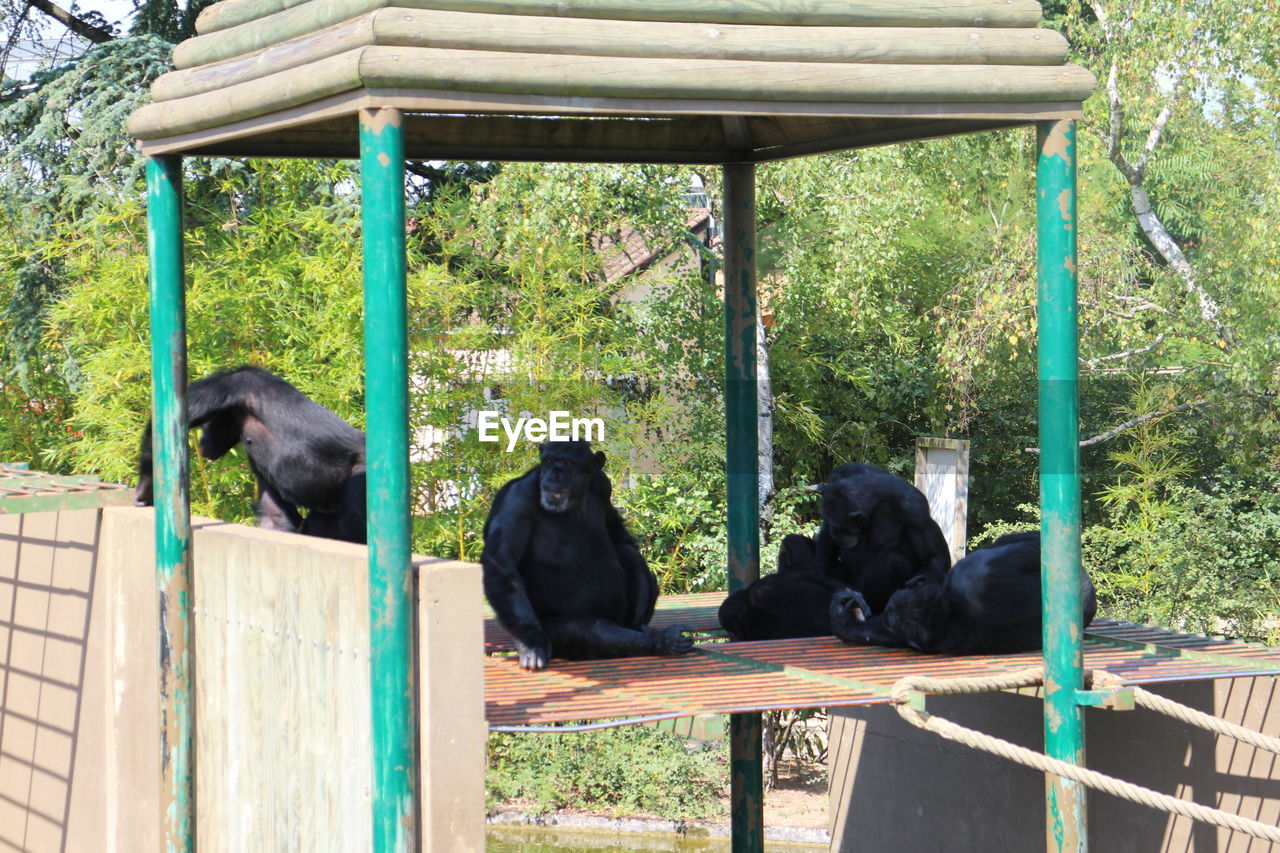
[484,595,1280,730]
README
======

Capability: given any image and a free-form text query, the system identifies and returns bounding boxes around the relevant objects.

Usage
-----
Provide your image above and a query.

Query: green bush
[1089,476,1280,641]
[486,727,726,819]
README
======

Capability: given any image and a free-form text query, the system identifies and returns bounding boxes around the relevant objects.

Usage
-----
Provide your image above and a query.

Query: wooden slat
[171,7,1067,80]
[197,0,1045,38]
[132,45,1096,140]
[417,558,485,853]
[484,622,1280,728]
[194,526,372,852]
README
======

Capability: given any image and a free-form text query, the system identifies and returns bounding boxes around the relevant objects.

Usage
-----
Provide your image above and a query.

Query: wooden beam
[134,46,1096,140]
[134,91,1087,160]
[197,0,1044,39]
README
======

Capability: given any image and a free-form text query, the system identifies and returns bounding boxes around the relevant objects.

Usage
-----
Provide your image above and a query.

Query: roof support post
[723,161,764,853]
[146,154,195,853]
[1036,119,1086,853]
[360,107,417,853]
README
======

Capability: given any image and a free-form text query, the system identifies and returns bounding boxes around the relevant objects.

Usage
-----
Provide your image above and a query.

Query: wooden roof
[129,0,1096,161]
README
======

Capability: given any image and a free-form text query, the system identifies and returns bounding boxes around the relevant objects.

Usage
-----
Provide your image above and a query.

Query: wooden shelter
[129,2,1097,851]
[130,0,1095,161]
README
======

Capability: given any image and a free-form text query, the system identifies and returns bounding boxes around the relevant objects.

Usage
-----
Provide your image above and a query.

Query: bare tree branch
[1025,398,1207,453]
[1128,183,1234,346]
[1104,62,1139,184]
[26,0,115,44]
[1089,0,1234,350]
[1135,102,1174,180]
[1082,333,1166,369]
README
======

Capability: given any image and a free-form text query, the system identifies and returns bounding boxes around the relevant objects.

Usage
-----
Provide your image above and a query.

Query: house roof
[594,208,711,282]
[129,0,1096,161]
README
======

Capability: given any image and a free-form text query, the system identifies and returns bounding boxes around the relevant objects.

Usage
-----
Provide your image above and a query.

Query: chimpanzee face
[538,441,604,514]
[819,482,875,549]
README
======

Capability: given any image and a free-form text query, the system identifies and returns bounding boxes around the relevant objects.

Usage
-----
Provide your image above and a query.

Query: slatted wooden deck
[485,594,1280,730]
[0,464,134,513]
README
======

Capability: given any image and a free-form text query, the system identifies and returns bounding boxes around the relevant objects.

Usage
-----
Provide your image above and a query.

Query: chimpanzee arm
[254,477,304,533]
[134,421,155,506]
[135,369,247,505]
[602,498,657,628]
[813,525,840,577]
[481,480,551,670]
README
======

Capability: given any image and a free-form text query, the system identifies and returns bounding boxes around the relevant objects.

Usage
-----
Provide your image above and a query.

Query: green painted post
[146,155,194,853]
[1036,119,1086,853]
[360,107,417,852]
[722,162,764,853]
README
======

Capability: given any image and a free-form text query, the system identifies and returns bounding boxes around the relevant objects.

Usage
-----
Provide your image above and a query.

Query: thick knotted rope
[889,668,1280,844]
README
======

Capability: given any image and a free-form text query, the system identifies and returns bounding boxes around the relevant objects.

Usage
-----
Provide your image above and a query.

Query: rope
[890,669,1280,844]
[1091,670,1280,755]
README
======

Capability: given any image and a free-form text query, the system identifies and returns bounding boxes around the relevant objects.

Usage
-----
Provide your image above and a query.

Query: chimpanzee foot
[650,625,695,656]
[516,633,552,671]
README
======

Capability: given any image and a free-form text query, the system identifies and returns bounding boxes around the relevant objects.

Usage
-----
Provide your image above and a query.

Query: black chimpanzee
[830,531,1098,654]
[718,533,850,641]
[716,464,952,641]
[481,440,694,670]
[135,366,367,543]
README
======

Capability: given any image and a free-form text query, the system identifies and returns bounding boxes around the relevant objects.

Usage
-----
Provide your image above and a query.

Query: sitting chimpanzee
[135,366,367,543]
[718,533,850,641]
[717,464,952,641]
[482,440,694,670]
[830,531,1098,654]
[814,463,952,613]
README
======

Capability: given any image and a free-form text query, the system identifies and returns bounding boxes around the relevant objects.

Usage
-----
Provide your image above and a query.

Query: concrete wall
[830,678,1280,852]
[0,506,484,853]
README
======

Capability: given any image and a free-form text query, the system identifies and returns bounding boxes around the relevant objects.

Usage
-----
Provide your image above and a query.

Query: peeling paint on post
[723,162,763,853]
[360,106,417,853]
[1037,119,1086,853]
[146,155,194,853]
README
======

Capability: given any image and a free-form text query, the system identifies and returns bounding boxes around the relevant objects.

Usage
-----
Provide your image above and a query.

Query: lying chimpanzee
[482,440,694,670]
[830,531,1098,654]
[135,366,367,543]
[718,533,849,641]
[717,463,952,641]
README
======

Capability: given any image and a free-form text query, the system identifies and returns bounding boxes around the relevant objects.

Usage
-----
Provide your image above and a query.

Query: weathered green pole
[722,161,764,853]
[1036,119,1086,853]
[360,107,416,853]
[146,155,194,853]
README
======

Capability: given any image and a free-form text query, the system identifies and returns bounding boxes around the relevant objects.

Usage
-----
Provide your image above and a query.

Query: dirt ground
[760,760,829,830]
